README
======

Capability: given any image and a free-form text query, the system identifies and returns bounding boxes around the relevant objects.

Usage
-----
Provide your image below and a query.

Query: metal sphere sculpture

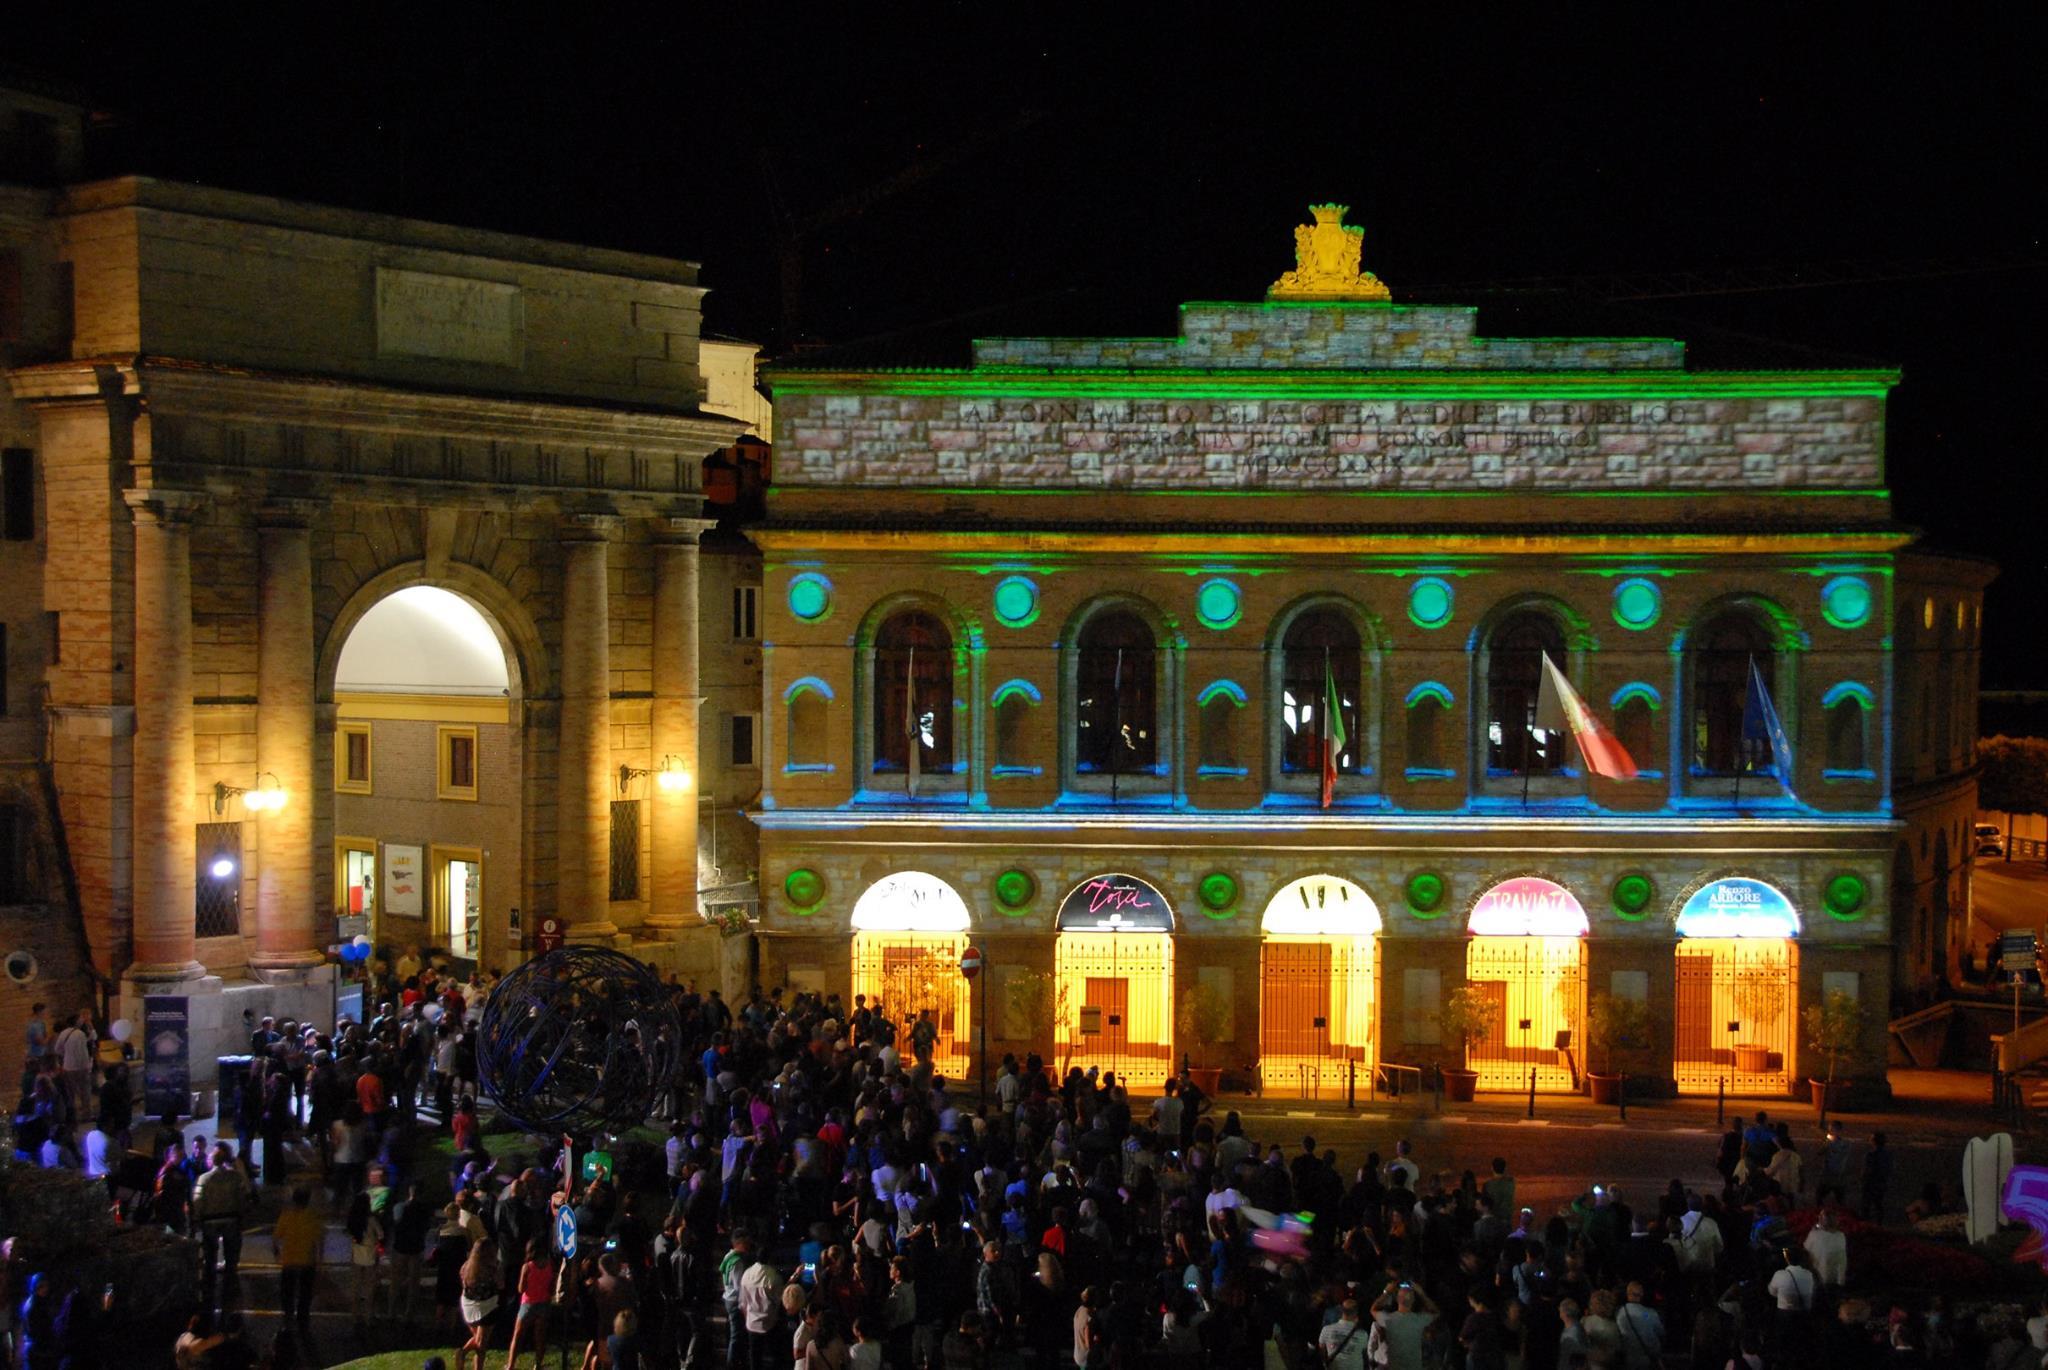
[477,946,681,1135]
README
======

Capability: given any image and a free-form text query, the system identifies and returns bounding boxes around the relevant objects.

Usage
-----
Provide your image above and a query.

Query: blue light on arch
[1611,682,1662,710]
[1405,681,1454,709]
[1676,877,1800,938]
[1821,681,1874,709]
[991,679,1043,707]
[1198,680,1248,708]
[782,675,836,703]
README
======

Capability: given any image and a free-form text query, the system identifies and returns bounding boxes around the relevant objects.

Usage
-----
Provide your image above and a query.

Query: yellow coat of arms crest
[1268,204,1391,301]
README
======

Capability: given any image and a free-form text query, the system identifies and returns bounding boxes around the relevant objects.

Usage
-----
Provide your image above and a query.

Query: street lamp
[619,755,691,795]
[215,771,288,814]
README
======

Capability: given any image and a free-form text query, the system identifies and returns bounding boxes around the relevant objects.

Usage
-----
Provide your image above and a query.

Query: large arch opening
[1259,874,1380,1096]
[1054,873,1175,1089]
[850,872,973,1079]
[1673,876,1800,1096]
[1465,876,1588,1092]
[332,585,520,972]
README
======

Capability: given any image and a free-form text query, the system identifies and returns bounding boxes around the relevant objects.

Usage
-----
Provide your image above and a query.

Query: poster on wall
[385,844,424,918]
[142,995,190,1119]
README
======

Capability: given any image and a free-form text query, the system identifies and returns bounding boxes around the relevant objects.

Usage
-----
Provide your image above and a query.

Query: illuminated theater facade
[747,209,1982,1098]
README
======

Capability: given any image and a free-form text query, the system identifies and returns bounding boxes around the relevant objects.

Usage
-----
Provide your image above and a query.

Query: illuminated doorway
[1673,877,1800,1095]
[1054,873,1175,1090]
[850,873,973,1080]
[338,836,377,938]
[1464,876,1589,1092]
[432,845,484,963]
[1260,874,1379,1097]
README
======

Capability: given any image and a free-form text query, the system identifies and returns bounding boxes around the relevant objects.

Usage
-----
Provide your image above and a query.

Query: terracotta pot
[1734,1043,1770,1073]
[1443,1069,1479,1103]
[1185,1067,1223,1097]
[1809,1077,1841,1110]
[1588,1072,1623,1106]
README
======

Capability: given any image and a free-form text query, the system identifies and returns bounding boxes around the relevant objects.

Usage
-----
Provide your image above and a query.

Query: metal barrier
[1372,1062,1423,1100]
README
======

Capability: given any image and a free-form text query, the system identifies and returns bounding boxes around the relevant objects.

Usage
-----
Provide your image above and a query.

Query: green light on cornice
[765,370,1899,399]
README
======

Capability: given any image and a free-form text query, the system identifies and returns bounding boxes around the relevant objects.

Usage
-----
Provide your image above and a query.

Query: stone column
[558,516,618,941]
[645,518,714,935]
[124,488,206,982]
[251,506,322,970]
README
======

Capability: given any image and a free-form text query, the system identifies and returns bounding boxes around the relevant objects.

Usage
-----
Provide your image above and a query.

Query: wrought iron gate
[1674,938,1797,1095]
[1464,936,1586,1091]
[1054,931,1173,1090]
[851,933,971,1077]
[1260,936,1375,1097]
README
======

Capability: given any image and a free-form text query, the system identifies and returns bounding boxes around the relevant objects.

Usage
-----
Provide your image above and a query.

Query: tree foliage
[1978,735,2048,816]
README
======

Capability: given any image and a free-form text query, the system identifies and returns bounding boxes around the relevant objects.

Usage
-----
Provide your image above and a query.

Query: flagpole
[1733,654,1748,811]
[905,644,916,799]
[1110,646,1123,804]
[1522,664,1533,805]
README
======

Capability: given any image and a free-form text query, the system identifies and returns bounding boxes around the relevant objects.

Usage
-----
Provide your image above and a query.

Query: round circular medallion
[1822,576,1873,630]
[783,868,825,911]
[1612,578,1662,631]
[1406,870,1446,917]
[992,576,1039,628]
[1612,872,1655,920]
[1408,578,1454,630]
[1823,872,1867,920]
[1198,871,1238,913]
[1196,579,1241,631]
[787,574,833,622]
[993,868,1036,912]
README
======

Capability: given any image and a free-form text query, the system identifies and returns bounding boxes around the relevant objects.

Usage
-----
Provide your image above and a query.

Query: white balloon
[109,1018,133,1042]
[423,1003,444,1023]
[352,934,371,949]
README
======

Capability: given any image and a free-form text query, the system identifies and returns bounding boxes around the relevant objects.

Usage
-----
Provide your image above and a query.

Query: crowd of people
[6,964,2047,1370]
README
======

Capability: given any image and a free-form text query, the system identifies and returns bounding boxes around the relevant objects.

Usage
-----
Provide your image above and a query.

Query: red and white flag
[1534,652,1639,781]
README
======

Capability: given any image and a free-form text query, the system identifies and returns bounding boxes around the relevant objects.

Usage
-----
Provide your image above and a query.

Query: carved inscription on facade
[375,268,525,369]
[781,394,1883,491]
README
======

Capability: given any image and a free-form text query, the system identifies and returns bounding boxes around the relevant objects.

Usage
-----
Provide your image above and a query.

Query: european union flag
[1741,658,1794,788]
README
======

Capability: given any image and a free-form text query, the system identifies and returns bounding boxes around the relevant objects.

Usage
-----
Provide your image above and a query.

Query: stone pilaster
[124,488,206,983]
[251,505,323,970]
[559,515,618,940]
[645,517,715,934]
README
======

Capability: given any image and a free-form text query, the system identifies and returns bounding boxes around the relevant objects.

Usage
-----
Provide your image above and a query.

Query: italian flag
[1535,651,1639,780]
[1320,656,1348,809]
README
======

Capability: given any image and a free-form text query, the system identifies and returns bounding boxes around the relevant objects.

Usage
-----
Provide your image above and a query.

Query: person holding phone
[1369,1279,1439,1370]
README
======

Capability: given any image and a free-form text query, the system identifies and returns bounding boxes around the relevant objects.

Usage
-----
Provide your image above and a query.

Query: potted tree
[1438,984,1494,1102]
[1732,974,1787,1076]
[1176,981,1232,1096]
[1585,992,1652,1105]
[1804,988,1868,1111]
[1004,969,1067,1086]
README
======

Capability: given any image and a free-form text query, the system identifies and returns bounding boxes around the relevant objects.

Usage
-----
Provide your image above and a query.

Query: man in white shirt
[53,1011,95,1120]
[1151,1080,1184,1141]
[1803,1208,1849,1286]
[994,1060,1022,1114]
[1766,1250,1817,1311]
[1317,1297,1370,1370]
[1384,1138,1420,1191]
[738,1253,783,1356]
[1613,1282,1665,1370]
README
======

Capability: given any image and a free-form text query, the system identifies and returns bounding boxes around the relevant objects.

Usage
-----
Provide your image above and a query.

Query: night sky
[10,10,2044,682]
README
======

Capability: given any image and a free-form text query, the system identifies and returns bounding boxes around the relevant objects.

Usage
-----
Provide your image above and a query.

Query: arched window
[1614,692,1657,774]
[873,611,953,775]
[1690,611,1774,775]
[1076,611,1156,775]
[787,684,830,769]
[1486,610,1567,775]
[1199,690,1243,773]
[1826,694,1867,772]
[993,683,1037,773]
[1405,684,1451,775]
[1280,610,1361,777]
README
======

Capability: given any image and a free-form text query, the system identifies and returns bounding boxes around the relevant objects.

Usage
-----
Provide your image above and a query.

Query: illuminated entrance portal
[850,873,973,1079]
[1260,875,1380,1096]
[1674,877,1800,1095]
[1465,877,1589,1092]
[1055,873,1175,1090]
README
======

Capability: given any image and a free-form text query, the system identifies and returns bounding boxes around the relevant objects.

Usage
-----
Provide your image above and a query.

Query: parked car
[1977,822,2006,857]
